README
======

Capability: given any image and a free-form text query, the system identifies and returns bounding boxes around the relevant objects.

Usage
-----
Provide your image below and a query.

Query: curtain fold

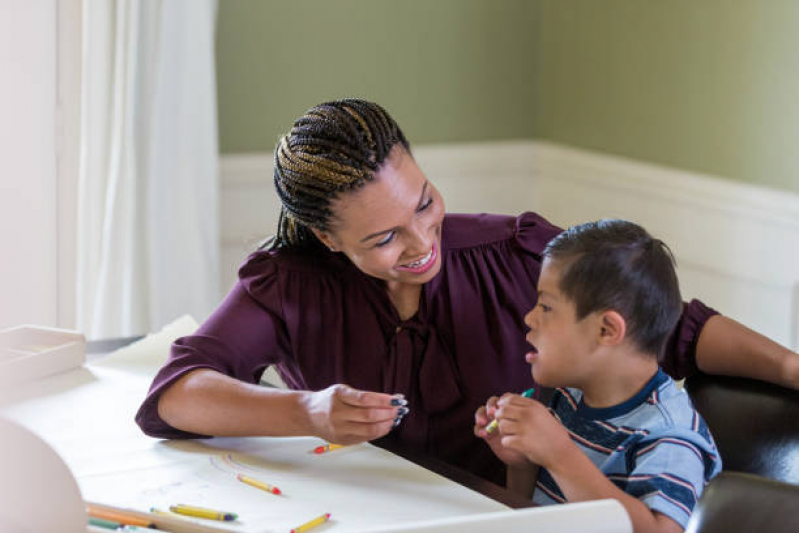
[78,0,219,339]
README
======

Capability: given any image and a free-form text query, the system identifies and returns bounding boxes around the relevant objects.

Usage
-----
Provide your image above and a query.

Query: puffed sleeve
[513,211,565,257]
[135,252,292,439]
[660,299,719,380]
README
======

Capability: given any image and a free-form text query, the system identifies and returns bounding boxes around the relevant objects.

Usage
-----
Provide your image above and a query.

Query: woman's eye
[418,197,433,212]
[375,231,395,248]
[539,304,551,313]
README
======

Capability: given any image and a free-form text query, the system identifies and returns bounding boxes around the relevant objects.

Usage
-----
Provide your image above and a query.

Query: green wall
[216,0,539,153]
[534,1,799,194]
[217,1,799,194]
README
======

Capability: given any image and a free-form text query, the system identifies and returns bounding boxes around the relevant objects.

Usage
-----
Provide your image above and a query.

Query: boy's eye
[375,231,395,247]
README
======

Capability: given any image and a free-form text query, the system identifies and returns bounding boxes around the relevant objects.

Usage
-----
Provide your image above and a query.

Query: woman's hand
[490,393,572,469]
[474,395,531,467]
[301,384,405,445]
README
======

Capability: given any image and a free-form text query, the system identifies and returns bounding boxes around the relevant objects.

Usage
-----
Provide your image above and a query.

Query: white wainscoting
[220,141,799,350]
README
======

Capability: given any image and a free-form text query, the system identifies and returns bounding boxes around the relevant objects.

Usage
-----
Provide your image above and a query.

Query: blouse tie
[383,321,463,444]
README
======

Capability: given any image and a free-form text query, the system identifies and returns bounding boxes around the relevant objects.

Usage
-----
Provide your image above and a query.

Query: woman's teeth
[404,248,433,268]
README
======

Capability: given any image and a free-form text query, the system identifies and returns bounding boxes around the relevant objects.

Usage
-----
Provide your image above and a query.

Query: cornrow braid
[265,99,410,251]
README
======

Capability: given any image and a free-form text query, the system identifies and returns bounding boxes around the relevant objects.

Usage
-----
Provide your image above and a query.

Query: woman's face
[316,146,446,287]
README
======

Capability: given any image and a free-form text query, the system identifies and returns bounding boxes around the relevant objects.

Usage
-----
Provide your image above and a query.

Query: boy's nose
[524,308,537,329]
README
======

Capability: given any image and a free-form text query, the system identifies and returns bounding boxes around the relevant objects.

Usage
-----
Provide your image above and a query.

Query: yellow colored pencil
[290,512,331,533]
[237,473,282,495]
[169,504,238,521]
[485,388,535,434]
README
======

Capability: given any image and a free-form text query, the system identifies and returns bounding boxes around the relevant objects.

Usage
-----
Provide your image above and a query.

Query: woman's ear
[311,228,338,252]
[598,310,627,347]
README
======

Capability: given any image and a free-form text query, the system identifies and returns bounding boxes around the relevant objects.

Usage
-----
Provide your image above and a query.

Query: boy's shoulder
[555,371,712,442]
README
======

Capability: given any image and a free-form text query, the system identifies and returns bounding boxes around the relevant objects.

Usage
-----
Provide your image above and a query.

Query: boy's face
[524,258,597,388]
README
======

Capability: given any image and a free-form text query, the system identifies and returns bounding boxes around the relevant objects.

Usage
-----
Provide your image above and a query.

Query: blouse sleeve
[513,211,565,257]
[135,253,292,439]
[660,299,719,380]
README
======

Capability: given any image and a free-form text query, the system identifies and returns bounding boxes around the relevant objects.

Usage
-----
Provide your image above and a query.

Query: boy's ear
[597,310,626,347]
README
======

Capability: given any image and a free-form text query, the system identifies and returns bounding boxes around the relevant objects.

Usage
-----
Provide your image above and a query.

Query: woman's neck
[386,281,422,321]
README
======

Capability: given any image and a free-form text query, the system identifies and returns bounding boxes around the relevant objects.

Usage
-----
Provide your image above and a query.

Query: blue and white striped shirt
[533,369,722,528]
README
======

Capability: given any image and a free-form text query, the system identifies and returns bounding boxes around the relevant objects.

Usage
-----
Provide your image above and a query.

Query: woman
[136,99,798,484]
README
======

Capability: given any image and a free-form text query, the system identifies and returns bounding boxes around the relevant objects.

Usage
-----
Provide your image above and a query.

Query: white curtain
[77,0,219,339]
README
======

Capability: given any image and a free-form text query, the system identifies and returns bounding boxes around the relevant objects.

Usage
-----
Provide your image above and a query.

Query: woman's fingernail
[390,398,408,406]
[397,406,409,416]
[393,417,402,427]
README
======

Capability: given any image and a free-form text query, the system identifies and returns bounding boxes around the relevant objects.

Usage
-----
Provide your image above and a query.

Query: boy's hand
[474,394,533,467]
[492,393,572,469]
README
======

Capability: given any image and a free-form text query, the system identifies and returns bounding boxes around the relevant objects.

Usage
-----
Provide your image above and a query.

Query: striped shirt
[533,369,722,528]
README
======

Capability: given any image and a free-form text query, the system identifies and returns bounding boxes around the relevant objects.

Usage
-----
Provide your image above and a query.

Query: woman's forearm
[506,464,539,498]
[157,369,314,437]
[696,315,799,389]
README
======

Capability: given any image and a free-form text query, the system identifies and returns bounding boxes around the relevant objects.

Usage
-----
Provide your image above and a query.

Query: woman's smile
[396,244,438,274]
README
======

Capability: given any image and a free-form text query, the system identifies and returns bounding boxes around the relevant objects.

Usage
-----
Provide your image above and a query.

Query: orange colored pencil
[313,443,344,454]
[86,503,155,528]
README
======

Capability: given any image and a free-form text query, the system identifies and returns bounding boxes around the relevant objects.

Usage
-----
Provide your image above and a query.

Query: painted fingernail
[397,406,410,416]
[393,417,402,427]
[390,398,408,406]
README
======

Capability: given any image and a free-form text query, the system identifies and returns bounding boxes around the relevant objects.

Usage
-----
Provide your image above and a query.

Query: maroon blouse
[135,212,717,484]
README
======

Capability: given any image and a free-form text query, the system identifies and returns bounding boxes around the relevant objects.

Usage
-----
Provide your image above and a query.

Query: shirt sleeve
[135,253,291,439]
[626,430,722,528]
[660,299,720,380]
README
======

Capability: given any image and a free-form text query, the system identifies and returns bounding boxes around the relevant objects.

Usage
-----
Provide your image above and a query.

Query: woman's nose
[405,222,431,253]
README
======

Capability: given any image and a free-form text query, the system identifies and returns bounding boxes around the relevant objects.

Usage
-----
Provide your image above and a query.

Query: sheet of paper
[354,500,631,533]
[90,314,199,374]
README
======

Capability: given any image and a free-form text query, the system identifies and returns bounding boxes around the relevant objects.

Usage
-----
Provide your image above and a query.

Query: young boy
[475,219,721,533]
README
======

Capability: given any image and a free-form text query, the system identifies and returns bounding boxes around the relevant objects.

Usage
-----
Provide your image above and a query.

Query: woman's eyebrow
[359,181,429,243]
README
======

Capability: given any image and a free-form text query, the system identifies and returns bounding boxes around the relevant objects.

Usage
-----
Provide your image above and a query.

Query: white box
[0,325,86,389]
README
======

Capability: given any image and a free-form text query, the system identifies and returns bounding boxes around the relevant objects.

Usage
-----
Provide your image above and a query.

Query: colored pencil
[237,473,282,495]
[290,512,331,533]
[313,443,344,454]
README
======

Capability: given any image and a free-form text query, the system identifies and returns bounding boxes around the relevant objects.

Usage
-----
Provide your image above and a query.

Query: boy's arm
[547,443,682,533]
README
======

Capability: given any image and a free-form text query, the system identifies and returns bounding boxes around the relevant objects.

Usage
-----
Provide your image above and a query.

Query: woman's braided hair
[267,99,410,251]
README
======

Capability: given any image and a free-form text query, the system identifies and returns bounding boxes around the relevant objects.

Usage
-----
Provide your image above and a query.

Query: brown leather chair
[684,471,799,533]
[684,374,799,484]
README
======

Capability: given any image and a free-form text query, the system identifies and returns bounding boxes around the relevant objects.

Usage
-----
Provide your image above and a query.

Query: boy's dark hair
[543,219,682,356]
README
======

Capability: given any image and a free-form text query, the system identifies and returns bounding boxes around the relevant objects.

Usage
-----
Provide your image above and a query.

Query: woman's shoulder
[237,247,350,295]
[442,212,563,254]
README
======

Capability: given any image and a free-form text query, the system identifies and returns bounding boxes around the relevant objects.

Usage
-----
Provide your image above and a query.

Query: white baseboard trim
[220,140,799,349]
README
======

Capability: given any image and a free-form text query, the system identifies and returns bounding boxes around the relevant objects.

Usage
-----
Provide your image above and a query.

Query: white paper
[352,499,631,533]
[90,314,199,373]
